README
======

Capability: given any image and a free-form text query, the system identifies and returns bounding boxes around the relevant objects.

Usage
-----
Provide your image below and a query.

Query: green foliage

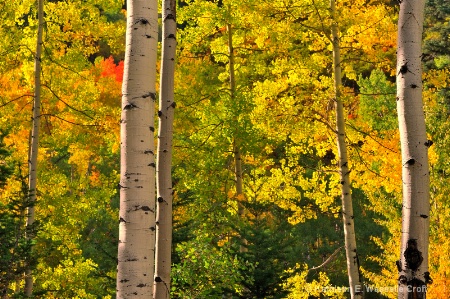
[0,131,13,188]
[0,132,38,298]
[358,69,397,132]
[171,233,252,298]
[1,0,449,297]
[423,0,450,70]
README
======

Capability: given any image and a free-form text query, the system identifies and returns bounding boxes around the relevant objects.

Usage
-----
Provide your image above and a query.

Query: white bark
[396,1,430,298]
[153,0,176,297]
[117,0,158,297]
[25,0,44,295]
[330,1,362,298]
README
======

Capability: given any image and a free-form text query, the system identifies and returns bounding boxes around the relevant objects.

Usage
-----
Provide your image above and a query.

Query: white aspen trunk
[116,0,158,297]
[330,1,362,298]
[226,23,247,253]
[24,0,44,295]
[153,0,176,298]
[396,1,430,298]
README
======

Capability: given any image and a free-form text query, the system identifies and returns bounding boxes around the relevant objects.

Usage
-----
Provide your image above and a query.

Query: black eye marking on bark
[404,239,423,271]
[420,214,428,218]
[142,92,156,100]
[399,63,408,74]
[119,217,126,223]
[405,158,415,166]
[424,272,433,284]
[150,126,155,132]
[165,14,175,21]
[398,62,416,76]
[135,18,149,25]
[410,84,418,88]
[396,260,402,272]
[148,163,156,168]
[124,103,138,110]
[157,197,164,203]
[424,140,433,147]
[144,150,154,155]
[169,102,176,109]
[158,110,162,117]
[118,183,129,189]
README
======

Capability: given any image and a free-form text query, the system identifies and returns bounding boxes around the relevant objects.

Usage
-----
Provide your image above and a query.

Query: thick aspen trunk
[227,23,247,253]
[24,0,44,295]
[153,0,176,298]
[396,1,430,298]
[116,0,158,298]
[330,1,362,298]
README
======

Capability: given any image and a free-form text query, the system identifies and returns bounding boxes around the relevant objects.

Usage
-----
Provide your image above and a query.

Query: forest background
[1,0,450,298]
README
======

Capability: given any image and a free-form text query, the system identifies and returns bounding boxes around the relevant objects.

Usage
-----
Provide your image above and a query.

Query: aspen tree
[24,0,44,295]
[330,0,362,298]
[116,0,158,297]
[395,1,431,298]
[154,0,176,297]
[226,22,247,253]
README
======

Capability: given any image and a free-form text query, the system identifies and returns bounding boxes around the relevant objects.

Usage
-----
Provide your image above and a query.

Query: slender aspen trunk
[116,0,158,297]
[226,23,247,253]
[330,1,362,298]
[153,0,176,298]
[395,1,430,298]
[24,0,44,295]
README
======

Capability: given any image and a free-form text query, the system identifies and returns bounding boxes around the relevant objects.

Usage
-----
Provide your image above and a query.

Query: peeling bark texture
[24,0,44,295]
[330,1,362,298]
[153,0,176,298]
[117,0,158,298]
[395,1,430,298]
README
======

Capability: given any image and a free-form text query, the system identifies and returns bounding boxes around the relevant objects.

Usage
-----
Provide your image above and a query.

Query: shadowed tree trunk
[226,22,247,253]
[154,0,176,297]
[330,0,363,297]
[395,1,431,298]
[116,0,158,297]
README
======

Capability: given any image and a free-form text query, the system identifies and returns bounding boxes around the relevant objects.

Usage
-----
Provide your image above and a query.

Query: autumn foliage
[0,0,449,298]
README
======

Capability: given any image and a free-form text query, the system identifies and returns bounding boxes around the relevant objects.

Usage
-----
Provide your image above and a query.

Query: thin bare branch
[42,84,94,120]
[309,246,343,272]
[0,94,34,108]
[39,113,99,126]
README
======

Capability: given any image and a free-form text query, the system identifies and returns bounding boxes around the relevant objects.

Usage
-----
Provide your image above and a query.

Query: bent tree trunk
[116,0,158,297]
[330,0,362,298]
[396,1,431,298]
[154,0,176,297]
[25,0,44,295]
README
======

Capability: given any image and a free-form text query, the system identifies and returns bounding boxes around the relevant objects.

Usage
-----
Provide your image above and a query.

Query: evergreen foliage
[0,0,448,298]
[0,131,38,298]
